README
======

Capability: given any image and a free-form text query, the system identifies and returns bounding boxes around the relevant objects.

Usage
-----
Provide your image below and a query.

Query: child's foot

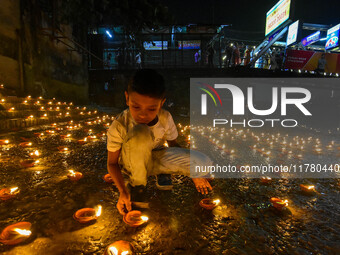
[192,178,213,194]
[156,174,173,190]
[128,184,149,208]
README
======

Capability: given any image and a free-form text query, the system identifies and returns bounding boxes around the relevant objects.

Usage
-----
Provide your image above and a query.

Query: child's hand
[117,192,132,215]
[192,178,213,195]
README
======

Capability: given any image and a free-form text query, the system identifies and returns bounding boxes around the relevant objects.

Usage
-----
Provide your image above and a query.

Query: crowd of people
[103,42,287,70]
[195,42,286,70]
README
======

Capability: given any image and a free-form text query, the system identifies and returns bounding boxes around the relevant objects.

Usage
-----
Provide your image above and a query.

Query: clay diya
[77,138,87,145]
[60,134,71,139]
[19,142,32,148]
[105,240,134,255]
[199,198,220,210]
[270,197,288,210]
[103,173,113,183]
[0,187,20,201]
[73,205,102,223]
[260,176,272,184]
[29,150,40,159]
[313,147,323,155]
[20,159,39,168]
[0,139,9,145]
[300,184,316,194]
[87,135,98,141]
[57,146,69,152]
[0,222,32,245]
[67,170,83,181]
[123,210,149,227]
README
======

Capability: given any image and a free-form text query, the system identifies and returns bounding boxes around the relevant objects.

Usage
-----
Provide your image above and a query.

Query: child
[107,69,213,215]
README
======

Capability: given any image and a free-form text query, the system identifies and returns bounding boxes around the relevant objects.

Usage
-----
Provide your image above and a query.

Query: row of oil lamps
[0,113,137,254]
[0,118,321,254]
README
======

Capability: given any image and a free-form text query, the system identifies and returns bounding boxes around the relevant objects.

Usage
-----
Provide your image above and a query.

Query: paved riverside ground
[0,115,339,255]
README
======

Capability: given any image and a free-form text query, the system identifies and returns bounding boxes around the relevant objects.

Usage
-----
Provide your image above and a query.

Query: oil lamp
[270,197,288,210]
[123,210,149,227]
[29,150,40,158]
[260,176,272,184]
[19,142,32,148]
[78,137,87,145]
[20,159,39,168]
[67,170,83,181]
[73,205,102,223]
[0,139,9,145]
[300,184,316,193]
[57,146,69,152]
[105,241,134,255]
[0,222,32,245]
[0,187,20,200]
[199,198,220,210]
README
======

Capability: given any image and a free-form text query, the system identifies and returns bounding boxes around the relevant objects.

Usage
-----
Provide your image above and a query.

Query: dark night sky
[162,0,339,32]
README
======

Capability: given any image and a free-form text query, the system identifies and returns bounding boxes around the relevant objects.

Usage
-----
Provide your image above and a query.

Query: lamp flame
[10,187,18,194]
[96,205,102,217]
[213,199,220,205]
[141,216,149,222]
[108,246,118,255]
[68,170,76,176]
[14,228,31,236]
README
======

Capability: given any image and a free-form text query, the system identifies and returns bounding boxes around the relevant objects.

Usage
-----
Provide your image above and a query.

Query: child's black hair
[127,69,165,99]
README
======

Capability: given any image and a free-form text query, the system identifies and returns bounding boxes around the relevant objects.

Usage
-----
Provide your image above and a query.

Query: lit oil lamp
[57,146,69,153]
[20,159,39,168]
[29,150,40,159]
[105,240,134,255]
[300,184,316,194]
[0,139,9,145]
[0,187,20,200]
[123,210,149,227]
[270,197,289,210]
[0,222,32,245]
[260,176,272,184]
[73,205,102,224]
[313,147,323,155]
[78,137,87,145]
[60,134,71,139]
[87,135,97,141]
[19,142,32,148]
[67,170,83,181]
[8,107,15,112]
[199,198,220,210]
[103,173,113,183]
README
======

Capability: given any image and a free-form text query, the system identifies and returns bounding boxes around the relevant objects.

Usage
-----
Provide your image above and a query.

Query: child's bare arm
[107,150,131,215]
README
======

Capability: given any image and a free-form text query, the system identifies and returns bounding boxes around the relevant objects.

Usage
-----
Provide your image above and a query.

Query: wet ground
[0,114,339,255]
